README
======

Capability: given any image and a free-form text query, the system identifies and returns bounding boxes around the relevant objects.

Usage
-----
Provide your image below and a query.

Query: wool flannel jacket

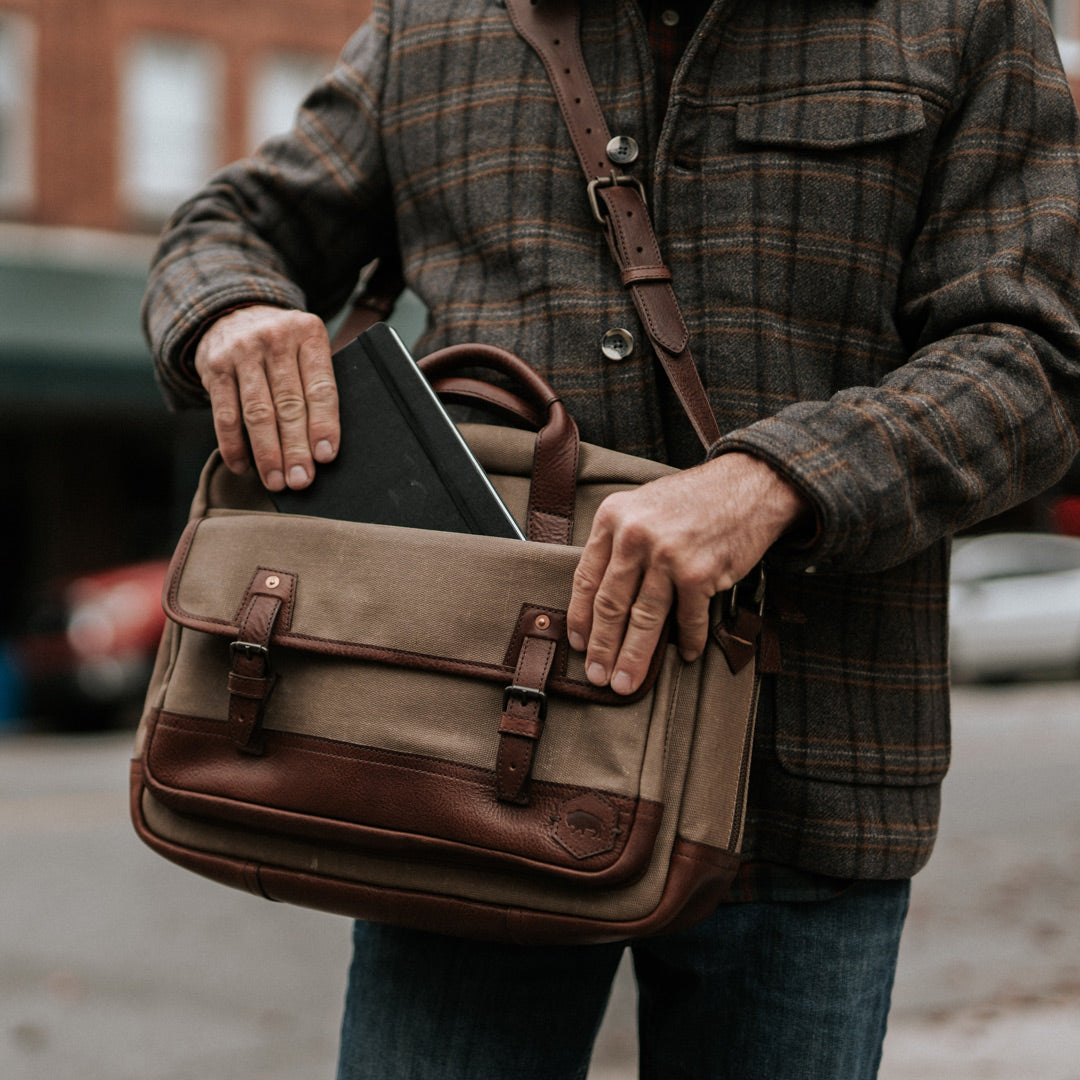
[143,0,1080,881]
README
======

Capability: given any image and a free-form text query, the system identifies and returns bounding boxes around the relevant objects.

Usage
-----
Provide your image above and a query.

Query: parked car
[949,532,1080,682]
[6,559,169,730]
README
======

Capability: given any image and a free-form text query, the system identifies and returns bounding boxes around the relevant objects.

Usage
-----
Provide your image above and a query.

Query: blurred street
[2,680,1079,1080]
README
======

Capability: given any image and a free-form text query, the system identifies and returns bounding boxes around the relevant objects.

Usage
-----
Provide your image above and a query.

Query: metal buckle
[502,684,548,720]
[230,641,269,661]
[728,565,767,619]
[587,173,647,224]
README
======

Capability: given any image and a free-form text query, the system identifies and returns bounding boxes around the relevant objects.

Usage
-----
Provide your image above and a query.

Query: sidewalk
[2,680,1078,1079]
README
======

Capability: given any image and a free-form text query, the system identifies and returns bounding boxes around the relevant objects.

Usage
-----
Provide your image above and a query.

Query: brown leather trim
[507,840,739,945]
[162,522,666,706]
[130,759,270,900]
[134,757,737,943]
[142,711,663,885]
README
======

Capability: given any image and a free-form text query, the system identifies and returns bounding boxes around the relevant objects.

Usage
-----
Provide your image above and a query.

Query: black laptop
[269,323,525,540]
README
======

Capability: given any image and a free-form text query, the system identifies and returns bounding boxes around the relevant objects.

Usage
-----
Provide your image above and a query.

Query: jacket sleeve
[141,3,394,409]
[714,0,1080,573]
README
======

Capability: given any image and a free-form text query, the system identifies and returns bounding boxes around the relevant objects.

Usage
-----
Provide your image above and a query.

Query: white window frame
[0,13,36,211]
[1047,0,1080,76]
[120,34,224,219]
[248,50,332,151]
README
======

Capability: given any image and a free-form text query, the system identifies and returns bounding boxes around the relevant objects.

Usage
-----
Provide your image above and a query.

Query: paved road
[2,681,1078,1080]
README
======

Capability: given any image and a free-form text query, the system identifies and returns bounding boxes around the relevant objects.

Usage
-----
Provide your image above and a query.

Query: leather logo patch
[552,793,619,860]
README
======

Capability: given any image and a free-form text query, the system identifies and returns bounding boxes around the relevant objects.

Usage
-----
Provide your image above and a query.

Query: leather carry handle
[504,0,722,452]
[419,343,581,545]
[429,376,544,429]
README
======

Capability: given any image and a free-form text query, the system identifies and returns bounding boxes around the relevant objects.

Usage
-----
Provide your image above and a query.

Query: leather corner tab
[502,604,568,668]
[712,607,762,675]
[234,567,297,631]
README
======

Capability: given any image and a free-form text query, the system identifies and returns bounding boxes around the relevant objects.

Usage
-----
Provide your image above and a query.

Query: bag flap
[163,511,666,704]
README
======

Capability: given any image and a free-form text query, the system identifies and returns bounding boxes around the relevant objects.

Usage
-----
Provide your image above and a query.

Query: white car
[949,532,1080,682]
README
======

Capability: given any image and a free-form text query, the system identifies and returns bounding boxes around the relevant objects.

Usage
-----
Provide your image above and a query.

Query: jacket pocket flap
[736,89,925,150]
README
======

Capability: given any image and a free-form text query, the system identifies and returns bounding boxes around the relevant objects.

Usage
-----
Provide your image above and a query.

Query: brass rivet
[535,614,551,631]
[265,575,280,589]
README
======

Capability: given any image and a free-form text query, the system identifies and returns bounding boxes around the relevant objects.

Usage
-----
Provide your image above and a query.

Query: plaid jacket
[143,0,1080,880]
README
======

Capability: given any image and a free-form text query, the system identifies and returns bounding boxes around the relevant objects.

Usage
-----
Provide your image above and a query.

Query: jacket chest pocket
[734,89,927,151]
[664,87,935,361]
[717,88,932,249]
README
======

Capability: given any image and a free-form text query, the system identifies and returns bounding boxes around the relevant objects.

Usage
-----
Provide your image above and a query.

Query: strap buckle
[587,173,647,224]
[503,684,548,721]
[729,565,767,620]
[230,640,270,662]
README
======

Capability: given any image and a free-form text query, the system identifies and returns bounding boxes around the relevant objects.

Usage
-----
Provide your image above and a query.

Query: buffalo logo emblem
[552,794,619,859]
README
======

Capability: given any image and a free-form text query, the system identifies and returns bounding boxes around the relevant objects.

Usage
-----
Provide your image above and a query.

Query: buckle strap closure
[227,568,296,755]
[496,607,566,805]
[587,173,647,223]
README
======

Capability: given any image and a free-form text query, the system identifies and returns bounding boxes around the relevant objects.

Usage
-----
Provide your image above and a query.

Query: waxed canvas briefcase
[130,342,763,944]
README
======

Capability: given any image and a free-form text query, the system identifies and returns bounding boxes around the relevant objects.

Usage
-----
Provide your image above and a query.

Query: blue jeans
[336,879,910,1080]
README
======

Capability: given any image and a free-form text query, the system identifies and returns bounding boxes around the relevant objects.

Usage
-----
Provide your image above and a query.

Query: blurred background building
[0,0,374,726]
[0,0,1078,728]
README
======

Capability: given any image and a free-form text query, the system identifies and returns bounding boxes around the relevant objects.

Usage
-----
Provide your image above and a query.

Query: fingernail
[612,671,633,695]
[568,631,585,652]
[315,440,335,462]
[267,470,285,491]
[587,662,607,686]
[681,648,702,664]
[288,465,309,488]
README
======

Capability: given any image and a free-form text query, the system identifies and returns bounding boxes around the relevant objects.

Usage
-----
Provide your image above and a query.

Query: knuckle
[592,590,626,620]
[241,399,277,427]
[627,602,666,632]
[272,391,308,424]
[674,563,713,594]
[213,403,242,430]
[291,310,324,334]
[615,516,653,551]
[572,563,601,593]
[305,375,338,407]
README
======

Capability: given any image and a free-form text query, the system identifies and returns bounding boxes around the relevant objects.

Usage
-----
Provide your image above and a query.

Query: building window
[1047,0,1074,33]
[0,13,36,211]
[249,51,332,151]
[1047,0,1080,78]
[121,35,223,219]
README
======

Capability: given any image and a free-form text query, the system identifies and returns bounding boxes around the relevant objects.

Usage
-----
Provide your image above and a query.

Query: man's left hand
[565,453,810,695]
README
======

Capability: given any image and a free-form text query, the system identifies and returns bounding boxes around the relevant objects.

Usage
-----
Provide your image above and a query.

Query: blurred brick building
[0,0,372,636]
[0,0,1078,642]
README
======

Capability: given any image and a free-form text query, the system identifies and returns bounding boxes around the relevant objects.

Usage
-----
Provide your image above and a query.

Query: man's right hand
[194,305,340,491]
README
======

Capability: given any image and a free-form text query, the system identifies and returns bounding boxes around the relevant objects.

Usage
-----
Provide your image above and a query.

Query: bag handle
[420,342,581,545]
[504,0,722,452]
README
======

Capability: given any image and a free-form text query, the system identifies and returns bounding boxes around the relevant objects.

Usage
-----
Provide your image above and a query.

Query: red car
[5,559,169,731]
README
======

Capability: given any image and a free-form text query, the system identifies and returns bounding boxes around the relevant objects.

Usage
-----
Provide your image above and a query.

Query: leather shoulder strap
[505,0,722,451]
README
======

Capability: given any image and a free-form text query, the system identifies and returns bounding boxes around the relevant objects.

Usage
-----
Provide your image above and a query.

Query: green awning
[0,231,427,413]
[0,240,157,410]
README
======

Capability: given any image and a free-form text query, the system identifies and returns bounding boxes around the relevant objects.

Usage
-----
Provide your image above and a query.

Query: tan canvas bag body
[130,341,763,945]
[131,0,766,942]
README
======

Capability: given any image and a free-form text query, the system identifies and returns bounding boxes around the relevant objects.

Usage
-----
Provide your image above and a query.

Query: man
[143,1,1080,1076]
